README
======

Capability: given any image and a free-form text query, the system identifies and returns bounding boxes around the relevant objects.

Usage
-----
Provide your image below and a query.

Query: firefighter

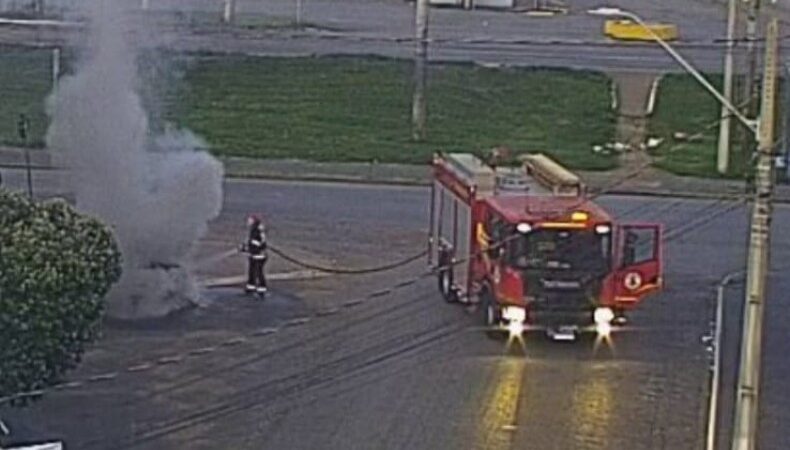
[242,214,268,297]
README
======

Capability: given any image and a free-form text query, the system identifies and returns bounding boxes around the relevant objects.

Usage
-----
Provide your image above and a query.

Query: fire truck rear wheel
[438,269,457,303]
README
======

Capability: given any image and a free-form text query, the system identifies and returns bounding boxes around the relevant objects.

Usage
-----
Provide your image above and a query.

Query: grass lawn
[170,56,618,169]
[650,73,756,179]
[0,46,53,148]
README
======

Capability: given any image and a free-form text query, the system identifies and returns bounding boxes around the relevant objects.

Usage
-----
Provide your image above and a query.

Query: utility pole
[784,64,790,183]
[52,47,60,94]
[740,0,761,173]
[412,0,429,141]
[223,0,236,24]
[296,0,303,26]
[717,0,737,174]
[731,18,778,450]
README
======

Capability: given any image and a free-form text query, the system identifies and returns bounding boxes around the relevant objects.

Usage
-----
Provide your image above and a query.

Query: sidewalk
[2,146,790,202]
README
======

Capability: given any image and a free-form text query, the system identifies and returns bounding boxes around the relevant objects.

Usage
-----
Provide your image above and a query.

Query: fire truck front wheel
[437,268,458,303]
[481,289,505,340]
[480,288,499,326]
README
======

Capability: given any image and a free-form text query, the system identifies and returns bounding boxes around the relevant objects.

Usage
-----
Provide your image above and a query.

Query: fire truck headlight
[502,306,526,323]
[595,224,611,234]
[516,223,532,234]
[593,307,614,325]
[508,320,524,337]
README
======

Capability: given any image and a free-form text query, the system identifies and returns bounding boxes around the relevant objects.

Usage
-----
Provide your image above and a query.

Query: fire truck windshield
[509,228,611,273]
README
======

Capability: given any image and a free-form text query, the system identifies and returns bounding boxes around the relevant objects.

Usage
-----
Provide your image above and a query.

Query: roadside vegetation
[171,56,618,170]
[3,48,759,178]
[0,189,122,403]
[650,74,756,179]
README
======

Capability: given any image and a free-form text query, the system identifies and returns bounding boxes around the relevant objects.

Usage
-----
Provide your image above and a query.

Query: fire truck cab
[428,152,663,341]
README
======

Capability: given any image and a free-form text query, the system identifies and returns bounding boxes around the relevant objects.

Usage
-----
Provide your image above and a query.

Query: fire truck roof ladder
[441,153,497,195]
[521,153,585,197]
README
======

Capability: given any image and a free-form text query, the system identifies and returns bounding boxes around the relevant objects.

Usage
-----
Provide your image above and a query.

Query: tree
[0,189,122,403]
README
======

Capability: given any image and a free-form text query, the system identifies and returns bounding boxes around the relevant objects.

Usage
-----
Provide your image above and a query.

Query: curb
[3,148,789,203]
[225,171,790,204]
[226,172,429,187]
[601,189,752,202]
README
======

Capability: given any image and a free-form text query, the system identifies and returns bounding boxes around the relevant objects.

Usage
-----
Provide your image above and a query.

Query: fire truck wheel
[481,291,506,340]
[438,268,458,303]
[480,289,499,326]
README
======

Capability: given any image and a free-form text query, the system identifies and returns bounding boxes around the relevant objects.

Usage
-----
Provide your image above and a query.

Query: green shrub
[0,190,122,403]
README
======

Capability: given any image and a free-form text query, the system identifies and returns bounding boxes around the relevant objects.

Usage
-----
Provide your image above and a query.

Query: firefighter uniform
[246,217,268,295]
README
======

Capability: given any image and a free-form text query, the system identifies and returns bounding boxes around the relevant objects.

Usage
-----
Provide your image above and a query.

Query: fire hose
[267,245,428,275]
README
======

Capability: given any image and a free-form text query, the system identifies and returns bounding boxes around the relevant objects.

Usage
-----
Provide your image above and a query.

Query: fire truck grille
[525,273,600,326]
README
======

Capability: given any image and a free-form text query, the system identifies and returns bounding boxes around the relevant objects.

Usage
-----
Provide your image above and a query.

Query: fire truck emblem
[624,272,642,291]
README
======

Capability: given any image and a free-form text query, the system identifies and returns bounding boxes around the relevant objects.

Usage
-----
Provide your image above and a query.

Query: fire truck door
[614,223,663,302]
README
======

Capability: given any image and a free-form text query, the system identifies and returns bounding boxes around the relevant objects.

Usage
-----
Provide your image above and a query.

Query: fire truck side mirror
[486,242,504,260]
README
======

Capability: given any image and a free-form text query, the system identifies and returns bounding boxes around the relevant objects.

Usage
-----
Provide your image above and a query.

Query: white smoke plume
[47,0,224,319]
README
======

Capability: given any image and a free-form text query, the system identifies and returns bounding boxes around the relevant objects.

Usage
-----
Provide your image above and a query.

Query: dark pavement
[3,179,789,449]
[0,0,771,73]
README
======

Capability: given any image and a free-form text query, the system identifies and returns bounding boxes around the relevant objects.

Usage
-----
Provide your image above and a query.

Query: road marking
[88,373,118,382]
[285,317,311,327]
[343,298,365,307]
[475,360,525,450]
[0,18,83,27]
[126,363,154,372]
[187,346,217,356]
[251,327,279,336]
[221,337,248,346]
[393,278,419,288]
[368,289,391,298]
[156,356,184,365]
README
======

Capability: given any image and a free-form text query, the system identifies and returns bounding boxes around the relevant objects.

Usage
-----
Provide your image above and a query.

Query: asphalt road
[3,179,789,449]
[2,0,779,72]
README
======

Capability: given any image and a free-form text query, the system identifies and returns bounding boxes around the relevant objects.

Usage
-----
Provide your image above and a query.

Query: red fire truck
[428,152,663,340]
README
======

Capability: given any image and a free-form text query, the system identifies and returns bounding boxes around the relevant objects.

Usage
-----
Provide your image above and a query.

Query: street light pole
[223,0,236,24]
[731,17,778,450]
[52,47,60,95]
[296,0,303,26]
[741,0,761,171]
[717,0,738,174]
[588,7,756,133]
[588,9,778,449]
[412,0,429,141]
